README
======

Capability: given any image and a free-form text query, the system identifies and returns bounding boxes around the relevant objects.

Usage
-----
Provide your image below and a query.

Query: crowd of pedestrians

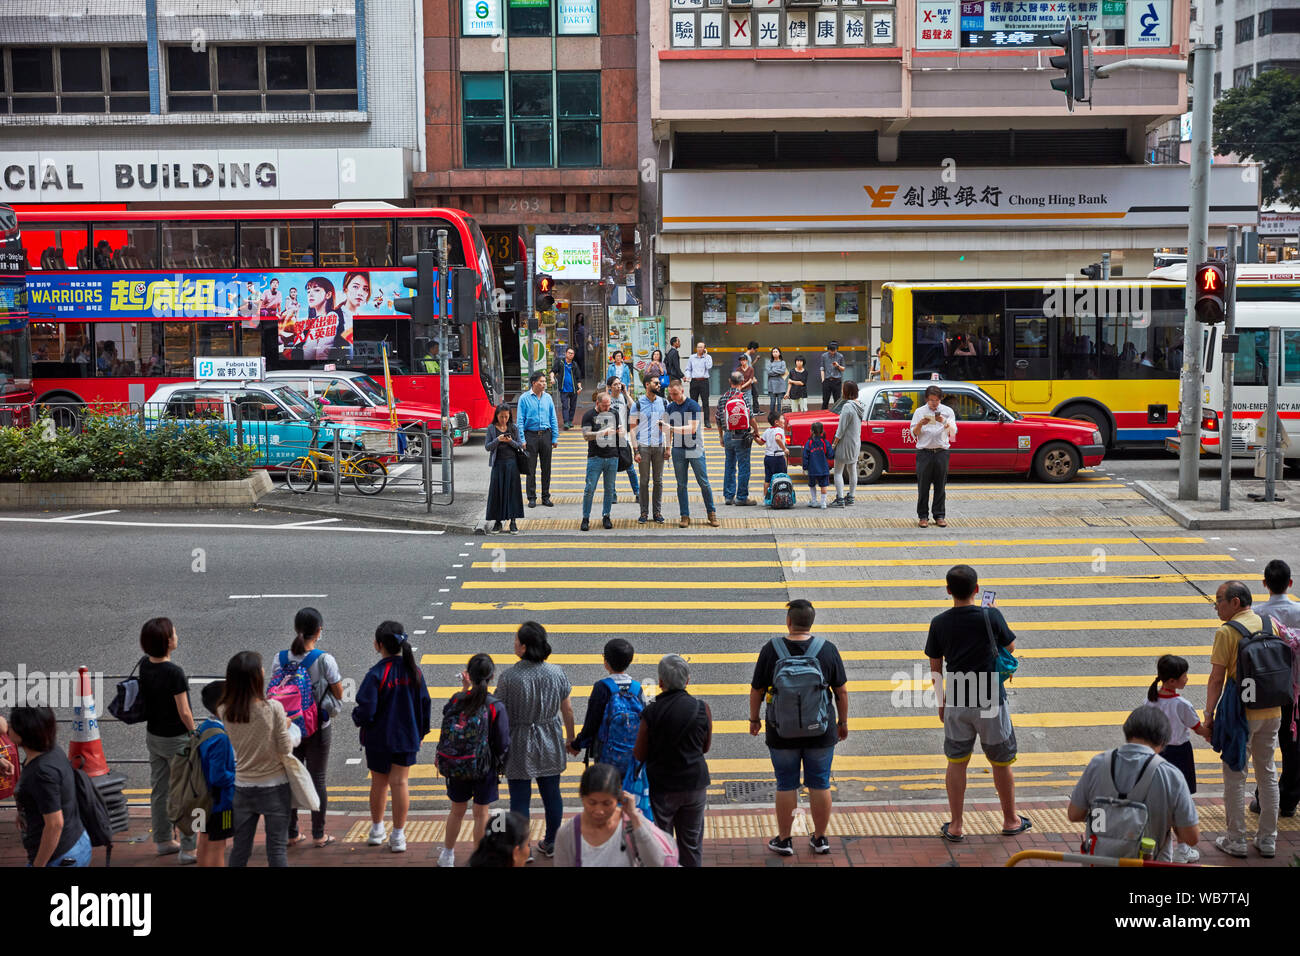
[6,563,1297,868]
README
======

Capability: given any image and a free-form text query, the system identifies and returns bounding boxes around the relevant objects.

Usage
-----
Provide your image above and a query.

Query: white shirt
[684,353,713,380]
[761,426,786,456]
[1147,692,1201,747]
[1259,594,1300,632]
[911,403,958,450]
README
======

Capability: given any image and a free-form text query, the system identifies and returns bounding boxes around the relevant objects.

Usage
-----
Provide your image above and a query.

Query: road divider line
[460,573,1228,590]
[433,621,1212,637]
[422,645,1213,664]
[450,595,1213,610]
[469,554,1233,569]
[480,536,1206,550]
[51,510,121,521]
[230,593,328,600]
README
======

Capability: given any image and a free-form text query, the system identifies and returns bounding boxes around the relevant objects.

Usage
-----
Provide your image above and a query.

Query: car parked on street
[784,379,1106,484]
[264,369,468,459]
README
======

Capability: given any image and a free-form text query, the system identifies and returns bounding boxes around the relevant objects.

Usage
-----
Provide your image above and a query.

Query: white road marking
[445,575,457,580]
[346,758,361,765]
[0,516,444,535]
[52,510,120,521]
[276,518,342,528]
[230,593,328,600]
[414,630,427,635]
[452,564,463,568]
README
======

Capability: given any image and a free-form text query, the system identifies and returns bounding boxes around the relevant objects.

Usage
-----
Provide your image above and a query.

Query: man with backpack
[1068,707,1199,862]
[748,599,849,857]
[717,370,761,507]
[1204,579,1290,858]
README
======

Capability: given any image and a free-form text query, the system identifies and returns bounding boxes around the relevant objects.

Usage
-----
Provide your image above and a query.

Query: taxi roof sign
[194,356,266,381]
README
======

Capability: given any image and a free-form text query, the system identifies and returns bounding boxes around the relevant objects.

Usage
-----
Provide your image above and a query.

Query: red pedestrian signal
[536,274,555,311]
[1194,261,1227,323]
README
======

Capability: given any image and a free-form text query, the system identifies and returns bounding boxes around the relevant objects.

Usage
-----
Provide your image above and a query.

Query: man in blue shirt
[630,375,668,524]
[517,370,559,507]
[550,346,582,430]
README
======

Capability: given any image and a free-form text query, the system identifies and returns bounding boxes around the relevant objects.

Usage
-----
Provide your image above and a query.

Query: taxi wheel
[1057,403,1112,448]
[1034,442,1081,483]
[857,445,885,484]
[403,425,426,460]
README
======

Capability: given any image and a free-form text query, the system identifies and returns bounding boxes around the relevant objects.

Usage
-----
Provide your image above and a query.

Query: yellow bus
[880,278,1189,448]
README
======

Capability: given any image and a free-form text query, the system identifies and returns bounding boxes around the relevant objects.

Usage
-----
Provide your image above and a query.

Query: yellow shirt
[1210,608,1282,720]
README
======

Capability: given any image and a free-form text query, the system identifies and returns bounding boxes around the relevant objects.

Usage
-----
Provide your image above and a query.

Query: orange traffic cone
[67,665,108,776]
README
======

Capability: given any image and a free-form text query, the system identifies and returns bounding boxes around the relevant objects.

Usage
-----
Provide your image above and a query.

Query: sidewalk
[1135,476,1300,530]
[6,798,1296,867]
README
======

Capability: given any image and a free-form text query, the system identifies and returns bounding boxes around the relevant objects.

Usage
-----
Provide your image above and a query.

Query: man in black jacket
[665,336,684,385]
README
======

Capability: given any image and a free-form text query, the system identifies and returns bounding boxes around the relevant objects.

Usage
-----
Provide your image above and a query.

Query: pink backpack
[267,649,323,738]
[572,812,680,867]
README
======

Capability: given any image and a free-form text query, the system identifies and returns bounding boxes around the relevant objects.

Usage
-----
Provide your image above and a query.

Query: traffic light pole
[437,229,452,497]
[525,246,536,385]
[1220,225,1237,512]
[1095,43,1213,499]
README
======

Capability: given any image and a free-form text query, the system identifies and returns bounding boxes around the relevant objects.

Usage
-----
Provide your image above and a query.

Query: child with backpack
[802,420,834,509]
[759,412,788,505]
[436,653,510,868]
[1146,655,1209,863]
[569,639,652,819]
[352,621,432,854]
[195,680,236,867]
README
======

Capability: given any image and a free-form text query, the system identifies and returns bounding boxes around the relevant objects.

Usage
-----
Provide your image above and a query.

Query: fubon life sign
[535,235,601,281]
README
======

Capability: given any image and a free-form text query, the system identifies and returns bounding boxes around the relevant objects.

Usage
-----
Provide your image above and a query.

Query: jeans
[916,448,950,520]
[524,430,552,500]
[723,431,752,502]
[638,445,666,516]
[821,379,841,409]
[649,788,708,868]
[44,829,92,867]
[289,721,331,840]
[672,447,716,517]
[229,783,292,867]
[508,775,563,846]
[689,380,711,425]
[147,730,197,851]
[560,391,577,426]
[583,456,618,519]
[768,390,785,420]
[769,745,836,791]
[833,448,859,501]
[625,461,640,497]
[1223,714,1281,848]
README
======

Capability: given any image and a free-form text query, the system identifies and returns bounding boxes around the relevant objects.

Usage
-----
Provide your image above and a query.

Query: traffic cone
[67,665,108,776]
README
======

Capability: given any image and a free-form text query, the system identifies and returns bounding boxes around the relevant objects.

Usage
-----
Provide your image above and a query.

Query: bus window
[23,222,89,271]
[91,223,159,269]
[911,290,1003,380]
[318,219,393,269]
[93,324,142,376]
[163,322,198,374]
[1288,331,1300,385]
[197,322,237,358]
[1057,315,1099,379]
[161,221,235,269]
[397,221,467,266]
[1100,308,1182,379]
[239,219,314,268]
[29,322,92,375]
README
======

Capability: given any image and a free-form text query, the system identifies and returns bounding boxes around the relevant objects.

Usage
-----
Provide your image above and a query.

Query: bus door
[1007,311,1053,407]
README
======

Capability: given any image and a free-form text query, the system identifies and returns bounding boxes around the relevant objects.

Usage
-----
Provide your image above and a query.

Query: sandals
[940,822,964,843]
[315,834,336,848]
[288,834,308,847]
[1001,815,1033,836]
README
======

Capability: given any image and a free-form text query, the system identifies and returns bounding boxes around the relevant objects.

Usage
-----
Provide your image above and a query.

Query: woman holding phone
[552,763,676,867]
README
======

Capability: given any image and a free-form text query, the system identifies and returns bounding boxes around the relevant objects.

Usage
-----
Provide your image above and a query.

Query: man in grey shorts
[925,564,1030,842]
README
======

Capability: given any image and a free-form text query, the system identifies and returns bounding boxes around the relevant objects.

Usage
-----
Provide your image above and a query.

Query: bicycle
[285,423,389,495]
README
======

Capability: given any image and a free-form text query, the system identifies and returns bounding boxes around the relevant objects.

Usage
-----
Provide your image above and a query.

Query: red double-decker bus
[5,204,505,429]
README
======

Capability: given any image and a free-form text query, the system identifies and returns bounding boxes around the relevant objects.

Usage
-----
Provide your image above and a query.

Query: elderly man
[1068,707,1199,862]
[634,655,713,867]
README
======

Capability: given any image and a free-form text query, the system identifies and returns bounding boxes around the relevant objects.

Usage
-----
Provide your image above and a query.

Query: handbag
[983,607,1019,685]
[108,656,148,725]
[513,443,531,470]
[282,752,320,811]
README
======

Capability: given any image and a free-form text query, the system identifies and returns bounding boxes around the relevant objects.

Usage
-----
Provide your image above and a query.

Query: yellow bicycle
[285,436,389,496]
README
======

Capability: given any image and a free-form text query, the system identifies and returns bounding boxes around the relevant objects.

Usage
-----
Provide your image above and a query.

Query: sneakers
[536,839,555,858]
[489,521,503,534]
[820,498,828,509]
[155,842,181,857]
[809,835,831,854]
[808,500,820,509]
[581,518,590,531]
[844,495,855,504]
[707,512,719,527]
[366,822,386,846]
[829,497,845,508]
[1213,836,1248,858]
[542,498,554,507]
[767,836,795,856]
[437,846,456,867]
[1172,844,1200,864]
[509,520,519,534]
[723,498,734,506]
[178,850,197,865]
[527,498,537,508]
[602,515,613,530]
[679,516,690,528]
[735,498,756,507]
[638,513,648,524]
[1253,839,1276,859]
[388,828,407,853]
[654,513,665,523]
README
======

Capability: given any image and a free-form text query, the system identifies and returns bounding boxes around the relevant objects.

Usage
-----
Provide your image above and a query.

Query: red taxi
[784,380,1106,484]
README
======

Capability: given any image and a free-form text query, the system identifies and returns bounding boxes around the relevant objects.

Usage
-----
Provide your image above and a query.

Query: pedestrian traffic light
[1080,262,1102,280]
[536,274,555,312]
[451,266,476,326]
[1049,24,1088,110]
[501,260,526,312]
[1194,260,1227,323]
[394,251,435,325]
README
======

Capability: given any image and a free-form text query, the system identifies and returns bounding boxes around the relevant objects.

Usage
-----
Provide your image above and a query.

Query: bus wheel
[36,399,84,434]
[857,445,885,484]
[1034,442,1081,483]
[1057,403,1112,448]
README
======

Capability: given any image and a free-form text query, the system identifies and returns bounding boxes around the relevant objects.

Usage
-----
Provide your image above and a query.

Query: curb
[1132,480,1300,530]
[253,500,483,534]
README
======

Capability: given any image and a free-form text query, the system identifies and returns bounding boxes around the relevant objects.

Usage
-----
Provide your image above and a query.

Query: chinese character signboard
[463,0,503,36]
[916,1,958,49]
[535,235,602,281]
[194,356,266,381]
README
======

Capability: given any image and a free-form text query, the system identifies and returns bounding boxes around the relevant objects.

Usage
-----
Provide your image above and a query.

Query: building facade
[649,0,1261,388]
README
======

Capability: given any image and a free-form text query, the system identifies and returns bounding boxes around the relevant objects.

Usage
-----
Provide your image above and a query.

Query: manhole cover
[725,781,778,804]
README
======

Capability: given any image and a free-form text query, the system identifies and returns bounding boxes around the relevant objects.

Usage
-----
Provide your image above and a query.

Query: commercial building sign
[662,166,1260,232]
[558,0,597,34]
[463,0,503,35]
[535,235,601,281]
[0,148,409,203]
[1259,212,1300,237]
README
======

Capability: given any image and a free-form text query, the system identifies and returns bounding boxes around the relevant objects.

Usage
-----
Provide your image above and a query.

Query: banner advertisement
[702,284,728,324]
[630,316,667,379]
[558,0,598,33]
[834,285,860,323]
[767,285,794,324]
[463,0,503,34]
[607,305,638,377]
[536,234,602,281]
[801,287,826,324]
[735,284,761,324]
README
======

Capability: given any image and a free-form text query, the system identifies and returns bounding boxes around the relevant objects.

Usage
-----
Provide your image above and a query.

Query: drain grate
[725,780,779,804]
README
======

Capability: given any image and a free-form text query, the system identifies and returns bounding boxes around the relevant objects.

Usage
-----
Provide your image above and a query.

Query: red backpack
[724,391,751,431]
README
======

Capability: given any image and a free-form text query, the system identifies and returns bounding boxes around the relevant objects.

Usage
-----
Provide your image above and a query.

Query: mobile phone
[982,590,996,607]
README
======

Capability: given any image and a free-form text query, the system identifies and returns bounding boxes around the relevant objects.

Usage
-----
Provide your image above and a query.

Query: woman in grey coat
[766,347,788,420]
[493,621,575,859]
[831,379,866,507]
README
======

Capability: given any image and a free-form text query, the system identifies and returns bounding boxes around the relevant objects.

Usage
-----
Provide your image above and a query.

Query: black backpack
[72,767,114,866]
[1229,615,1295,710]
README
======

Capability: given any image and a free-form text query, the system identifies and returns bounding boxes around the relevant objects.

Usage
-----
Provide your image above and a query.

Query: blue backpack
[765,637,831,738]
[596,676,645,774]
[767,473,796,509]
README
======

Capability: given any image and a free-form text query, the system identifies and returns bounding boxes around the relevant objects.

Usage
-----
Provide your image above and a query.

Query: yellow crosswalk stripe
[469,554,1233,569]
[461,573,1228,590]
[433,621,1213,637]
[422,646,1213,664]
[480,537,1206,550]
[451,595,1214,610]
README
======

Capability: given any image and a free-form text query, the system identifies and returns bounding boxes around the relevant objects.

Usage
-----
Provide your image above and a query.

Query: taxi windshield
[271,386,315,420]
[355,375,388,404]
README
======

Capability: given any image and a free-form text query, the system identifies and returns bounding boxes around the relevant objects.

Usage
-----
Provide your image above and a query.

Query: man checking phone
[911,384,958,528]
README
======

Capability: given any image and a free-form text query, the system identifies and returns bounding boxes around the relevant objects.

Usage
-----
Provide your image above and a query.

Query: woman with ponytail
[1145,653,1207,863]
[436,653,511,867]
[276,608,343,849]
[351,621,432,853]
